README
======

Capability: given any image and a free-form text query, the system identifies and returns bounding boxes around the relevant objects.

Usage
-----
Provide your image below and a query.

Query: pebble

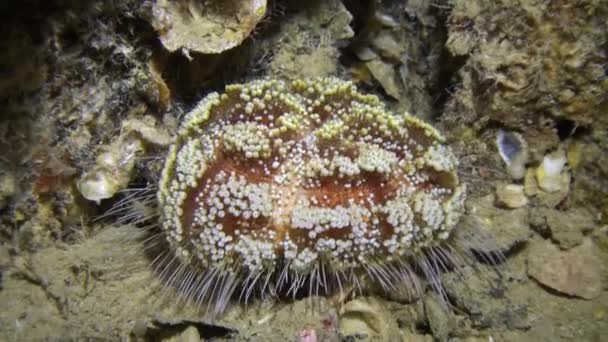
[160,325,200,342]
[495,183,528,209]
[593,307,606,321]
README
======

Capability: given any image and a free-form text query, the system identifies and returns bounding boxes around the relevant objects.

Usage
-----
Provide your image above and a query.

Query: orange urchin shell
[156,78,466,312]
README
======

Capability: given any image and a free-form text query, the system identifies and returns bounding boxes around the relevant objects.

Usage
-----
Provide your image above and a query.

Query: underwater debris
[148,0,267,54]
[153,77,488,314]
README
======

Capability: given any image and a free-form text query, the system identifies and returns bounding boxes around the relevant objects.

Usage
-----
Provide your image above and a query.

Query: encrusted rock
[148,0,267,54]
[354,46,378,62]
[370,31,403,62]
[122,115,173,146]
[524,168,569,208]
[338,297,400,341]
[365,59,401,99]
[466,195,531,252]
[527,238,606,299]
[542,208,595,249]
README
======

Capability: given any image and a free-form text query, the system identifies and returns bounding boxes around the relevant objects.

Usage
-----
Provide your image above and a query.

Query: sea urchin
[154,77,476,315]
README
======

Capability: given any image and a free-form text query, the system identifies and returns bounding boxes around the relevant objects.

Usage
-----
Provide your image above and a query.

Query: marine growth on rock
[155,78,470,314]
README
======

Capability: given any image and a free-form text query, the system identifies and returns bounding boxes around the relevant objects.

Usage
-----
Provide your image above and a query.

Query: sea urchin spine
[156,78,470,314]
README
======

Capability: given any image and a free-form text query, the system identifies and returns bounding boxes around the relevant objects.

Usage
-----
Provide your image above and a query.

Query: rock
[441,266,529,330]
[147,0,267,54]
[593,307,607,321]
[122,115,173,146]
[338,297,400,341]
[0,171,16,209]
[591,225,608,253]
[423,295,452,342]
[527,238,606,299]
[370,31,403,62]
[0,244,9,289]
[160,326,200,342]
[545,208,594,249]
[267,0,352,79]
[0,244,10,269]
[354,45,378,62]
[383,281,422,304]
[365,59,401,99]
[495,183,528,209]
[131,319,148,338]
[466,195,531,252]
[321,0,354,41]
[401,331,433,342]
[524,168,569,208]
[450,337,492,342]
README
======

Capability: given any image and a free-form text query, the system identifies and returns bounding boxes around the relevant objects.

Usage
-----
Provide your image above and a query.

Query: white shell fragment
[496,130,528,180]
[77,137,143,204]
[149,0,267,54]
[536,150,570,193]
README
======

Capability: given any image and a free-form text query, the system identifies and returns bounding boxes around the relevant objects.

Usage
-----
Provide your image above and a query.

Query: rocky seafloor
[0,0,607,341]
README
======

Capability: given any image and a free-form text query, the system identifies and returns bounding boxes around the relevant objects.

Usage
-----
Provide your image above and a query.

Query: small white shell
[77,171,120,204]
[496,130,528,180]
[77,137,143,204]
[536,150,570,193]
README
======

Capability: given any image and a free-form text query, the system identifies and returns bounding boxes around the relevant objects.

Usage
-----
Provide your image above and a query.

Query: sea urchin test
[157,78,466,312]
